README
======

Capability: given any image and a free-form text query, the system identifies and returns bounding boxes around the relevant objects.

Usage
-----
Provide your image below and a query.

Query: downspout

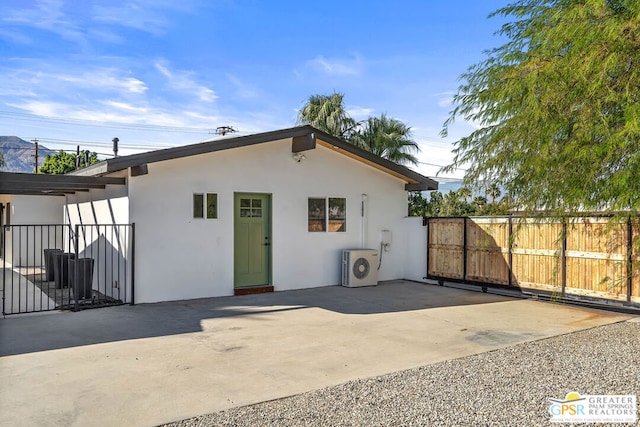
[360,194,368,248]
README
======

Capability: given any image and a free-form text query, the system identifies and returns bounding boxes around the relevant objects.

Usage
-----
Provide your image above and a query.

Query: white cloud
[9,99,197,129]
[92,4,168,36]
[59,70,148,94]
[346,106,374,120]
[1,0,200,47]
[226,74,259,99]
[91,0,199,36]
[0,28,32,44]
[306,54,363,76]
[434,91,455,108]
[101,101,149,113]
[437,97,453,108]
[155,62,217,102]
[2,0,88,46]
[0,65,148,96]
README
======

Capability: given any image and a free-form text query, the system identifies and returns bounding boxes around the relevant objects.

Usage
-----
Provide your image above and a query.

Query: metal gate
[2,223,134,315]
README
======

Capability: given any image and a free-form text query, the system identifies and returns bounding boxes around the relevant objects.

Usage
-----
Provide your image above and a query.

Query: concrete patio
[0,280,634,426]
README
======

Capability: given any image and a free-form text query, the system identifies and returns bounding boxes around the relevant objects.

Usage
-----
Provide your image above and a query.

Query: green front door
[234,193,271,288]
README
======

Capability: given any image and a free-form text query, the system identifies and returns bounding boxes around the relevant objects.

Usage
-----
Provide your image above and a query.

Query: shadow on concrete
[0,281,516,357]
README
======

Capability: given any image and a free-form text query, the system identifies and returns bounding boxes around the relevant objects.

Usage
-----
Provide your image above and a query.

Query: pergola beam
[0,172,125,196]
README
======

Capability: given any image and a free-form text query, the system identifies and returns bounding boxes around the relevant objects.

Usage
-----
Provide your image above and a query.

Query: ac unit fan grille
[352,257,370,279]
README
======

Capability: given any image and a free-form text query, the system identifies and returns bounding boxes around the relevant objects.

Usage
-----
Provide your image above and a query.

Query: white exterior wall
[2,195,64,225]
[1,195,65,266]
[65,170,129,226]
[129,139,414,303]
[403,216,428,282]
[64,171,131,302]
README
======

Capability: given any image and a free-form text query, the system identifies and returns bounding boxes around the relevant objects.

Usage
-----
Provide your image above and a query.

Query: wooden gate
[427,216,640,305]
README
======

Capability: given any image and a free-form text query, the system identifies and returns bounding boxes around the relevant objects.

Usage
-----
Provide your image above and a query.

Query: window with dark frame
[193,194,204,218]
[206,193,218,219]
[328,198,346,232]
[193,193,218,219]
[308,197,346,232]
[308,198,326,232]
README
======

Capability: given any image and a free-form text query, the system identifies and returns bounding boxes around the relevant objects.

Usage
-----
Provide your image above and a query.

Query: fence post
[74,224,79,312]
[424,217,429,280]
[130,222,135,306]
[2,226,5,316]
[627,216,633,304]
[561,220,567,296]
[463,217,468,282]
[508,217,513,287]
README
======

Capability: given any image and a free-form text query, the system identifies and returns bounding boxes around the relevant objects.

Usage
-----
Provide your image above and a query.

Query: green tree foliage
[486,183,502,204]
[442,0,640,215]
[458,186,472,203]
[39,150,100,174]
[297,92,356,139]
[351,114,419,166]
[298,92,420,166]
[409,187,509,217]
[0,152,5,168]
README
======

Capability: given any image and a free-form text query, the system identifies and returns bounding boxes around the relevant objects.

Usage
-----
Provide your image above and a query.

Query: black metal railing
[1,223,134,315]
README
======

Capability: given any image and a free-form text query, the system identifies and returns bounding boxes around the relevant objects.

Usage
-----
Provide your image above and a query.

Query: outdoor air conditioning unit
[342,249,379,287]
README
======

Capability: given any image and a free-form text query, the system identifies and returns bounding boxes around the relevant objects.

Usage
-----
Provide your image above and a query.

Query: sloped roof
[71,125,437,191]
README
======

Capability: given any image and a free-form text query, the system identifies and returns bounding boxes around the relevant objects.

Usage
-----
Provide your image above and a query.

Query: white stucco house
[1,126,436,304]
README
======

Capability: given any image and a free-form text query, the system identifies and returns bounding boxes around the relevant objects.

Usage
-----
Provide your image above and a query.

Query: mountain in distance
[434,180,463,194]
[0,136,56,173]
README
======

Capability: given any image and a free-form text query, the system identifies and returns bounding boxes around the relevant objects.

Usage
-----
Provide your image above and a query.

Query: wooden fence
[427,216,640,305]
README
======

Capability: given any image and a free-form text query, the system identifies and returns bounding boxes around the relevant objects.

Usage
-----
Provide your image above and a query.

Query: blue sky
[1,0,508,180]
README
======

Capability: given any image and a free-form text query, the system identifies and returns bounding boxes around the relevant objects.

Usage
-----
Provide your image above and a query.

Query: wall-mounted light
[292,153,306,163]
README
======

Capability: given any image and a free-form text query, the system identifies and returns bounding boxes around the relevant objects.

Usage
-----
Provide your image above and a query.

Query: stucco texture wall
[1,195,65,266]
[128,138,414,303]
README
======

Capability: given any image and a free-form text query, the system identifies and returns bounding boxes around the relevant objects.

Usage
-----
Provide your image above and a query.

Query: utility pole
[212,126,238,136]
[76,145,81,170]
[32,138,39,173]
[112,137,119,157]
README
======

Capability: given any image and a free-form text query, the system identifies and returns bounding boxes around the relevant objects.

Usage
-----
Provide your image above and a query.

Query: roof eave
[66,125,437,190]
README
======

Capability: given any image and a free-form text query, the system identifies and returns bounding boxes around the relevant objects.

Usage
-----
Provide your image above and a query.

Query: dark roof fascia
[69,162,109,177]
[309,128,438,190]
[75,126,314,176]
[69,125,437,190]
[0,172,125,195]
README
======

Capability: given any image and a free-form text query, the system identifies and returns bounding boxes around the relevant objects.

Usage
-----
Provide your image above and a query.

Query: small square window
[194,193,217,219]
[308,197,346,232]
[193,194,204,218]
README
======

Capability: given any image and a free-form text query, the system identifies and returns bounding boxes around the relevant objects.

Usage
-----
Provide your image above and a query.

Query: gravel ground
[164,320,640,427]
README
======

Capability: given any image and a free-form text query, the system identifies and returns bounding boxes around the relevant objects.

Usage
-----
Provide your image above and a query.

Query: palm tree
[473,196,487,209]
[297,92,356,139]
[486,183,502,204]
[299,92,420,166]
[457,186,472,203]
[350,114,420,166]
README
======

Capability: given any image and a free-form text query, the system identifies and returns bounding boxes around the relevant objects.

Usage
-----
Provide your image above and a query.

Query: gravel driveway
[166,319,639,427]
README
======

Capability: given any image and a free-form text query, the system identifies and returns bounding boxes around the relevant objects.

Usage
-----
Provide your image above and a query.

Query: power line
[416,160,468,172]
[433,177,464,183]
[0,110,213,134]
[24,137,173,151]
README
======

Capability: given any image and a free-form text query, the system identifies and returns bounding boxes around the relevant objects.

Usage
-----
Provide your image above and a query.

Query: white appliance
[342,249,379,287]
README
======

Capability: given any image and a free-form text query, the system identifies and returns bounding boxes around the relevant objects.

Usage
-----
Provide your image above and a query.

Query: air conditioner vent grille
[342,249,378,287]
